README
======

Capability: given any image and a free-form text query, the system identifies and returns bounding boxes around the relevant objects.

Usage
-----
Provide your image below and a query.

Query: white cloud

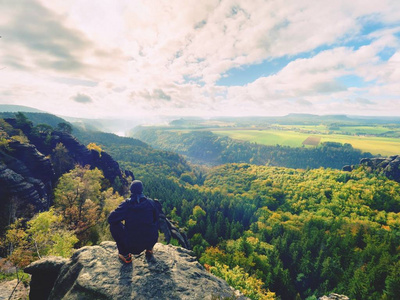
[71,93,93,103]
[1,0,400,117]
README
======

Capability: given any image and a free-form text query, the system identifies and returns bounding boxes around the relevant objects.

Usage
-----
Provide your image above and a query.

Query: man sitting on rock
[108,180,160,263]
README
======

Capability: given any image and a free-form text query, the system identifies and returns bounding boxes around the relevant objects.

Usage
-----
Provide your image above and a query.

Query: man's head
[130,180,143,195]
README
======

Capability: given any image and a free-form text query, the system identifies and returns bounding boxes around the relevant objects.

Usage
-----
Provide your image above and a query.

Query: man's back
[108,196,159,255]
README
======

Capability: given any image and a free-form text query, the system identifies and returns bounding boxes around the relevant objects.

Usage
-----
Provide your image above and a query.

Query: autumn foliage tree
[1,210,78,269]
[54,166,104,243]
[51,143,74,178]
[53,165,123,244]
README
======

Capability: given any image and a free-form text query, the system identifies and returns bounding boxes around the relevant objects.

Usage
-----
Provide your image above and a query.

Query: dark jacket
[108,196,160,254]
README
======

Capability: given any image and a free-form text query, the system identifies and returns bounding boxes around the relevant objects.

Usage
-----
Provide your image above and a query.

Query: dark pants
[110,222,129,255]
[110,222,155,255]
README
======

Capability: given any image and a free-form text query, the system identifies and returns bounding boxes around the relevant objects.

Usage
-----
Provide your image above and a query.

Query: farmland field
[302,136,321,146]
[212,130,309,147]
[319,134,400,156]
[278,124,399,135]
[212,129,400,156]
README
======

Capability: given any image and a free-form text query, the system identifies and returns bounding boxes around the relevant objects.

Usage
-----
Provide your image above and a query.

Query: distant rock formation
[318,293,349,300]
[25,242,247,300]
[343,155,400,183]
[51,131,128,193]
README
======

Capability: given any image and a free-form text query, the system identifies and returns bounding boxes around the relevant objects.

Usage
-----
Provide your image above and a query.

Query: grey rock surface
[318,293,349,300]
[0,141,54,210]
[25,242,246,300]
[0,141,54,235]
[0,279,29,300]
[343,155,400,183]
[24,256,68,300]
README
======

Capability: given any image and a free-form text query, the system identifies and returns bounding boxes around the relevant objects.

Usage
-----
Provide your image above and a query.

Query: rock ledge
[25,242,247,300]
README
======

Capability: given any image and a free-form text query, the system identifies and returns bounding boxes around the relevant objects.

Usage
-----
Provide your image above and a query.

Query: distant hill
[0,111,195,181]
[0,112,71,128]
[0,104,45,113]
[0,106,164,136]
[61,116,146,136]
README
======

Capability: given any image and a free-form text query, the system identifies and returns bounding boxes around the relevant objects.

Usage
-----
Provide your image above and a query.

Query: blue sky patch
[216,38,372,87]
[377,47,396,61]
[216,56,293,86]
[336,74,372,88]
[359,17,387,36]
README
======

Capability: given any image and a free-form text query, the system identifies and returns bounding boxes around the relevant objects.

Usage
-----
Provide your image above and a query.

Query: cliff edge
[343,155,400,182]
[25,242,247,300]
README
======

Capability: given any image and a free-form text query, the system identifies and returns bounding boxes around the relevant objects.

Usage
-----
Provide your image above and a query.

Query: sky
[1,0,400,119]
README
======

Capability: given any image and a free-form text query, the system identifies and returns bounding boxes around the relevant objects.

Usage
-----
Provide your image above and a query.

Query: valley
[0,112,399,300]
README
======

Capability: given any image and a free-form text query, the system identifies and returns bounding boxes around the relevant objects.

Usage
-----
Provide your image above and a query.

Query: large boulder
[25,242,247,300]
[24,256,68,300]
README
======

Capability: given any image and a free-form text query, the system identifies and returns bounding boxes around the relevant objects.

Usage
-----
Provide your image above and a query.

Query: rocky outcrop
[343,155,400,182]
[24,256,68,300]
[0,162,49,212]
[91,150,124,186]
[318,293,349,300]
[0,120,129,235]
[51,131,93,166]
[0,141,54,234]
[25,242,247,300]
[8,141,54,183]
[0,141,54,204]
[51,131,128,192]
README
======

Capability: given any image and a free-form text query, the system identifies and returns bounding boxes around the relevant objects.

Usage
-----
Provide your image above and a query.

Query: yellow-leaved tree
[2,209,78,269]
[54,165,123,245]
[54,165,103,244]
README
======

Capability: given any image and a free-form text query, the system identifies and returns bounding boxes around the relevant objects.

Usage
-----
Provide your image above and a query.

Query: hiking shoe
[119,253,132,264]
[145,250,153,260]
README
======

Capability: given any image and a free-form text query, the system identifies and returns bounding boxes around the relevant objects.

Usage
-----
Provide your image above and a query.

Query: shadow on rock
[117,263,133,299]
[130,255,178,299]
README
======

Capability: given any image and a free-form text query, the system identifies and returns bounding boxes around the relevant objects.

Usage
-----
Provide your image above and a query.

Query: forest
[132,127,373,169]
[1,113,399,300]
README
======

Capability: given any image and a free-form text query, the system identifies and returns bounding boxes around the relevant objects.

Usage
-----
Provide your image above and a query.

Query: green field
[335,126,393,135]
[319,134,400,156]
[278,124,397,135]
[213,130,309,147]
[212,129,400,156]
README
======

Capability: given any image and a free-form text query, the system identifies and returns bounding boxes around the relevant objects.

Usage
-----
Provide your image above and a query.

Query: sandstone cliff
[0,119,129,235]
[51,130,127,188]
[0,140,55,235]
[343,155,400,182]
[25,242,247,300]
